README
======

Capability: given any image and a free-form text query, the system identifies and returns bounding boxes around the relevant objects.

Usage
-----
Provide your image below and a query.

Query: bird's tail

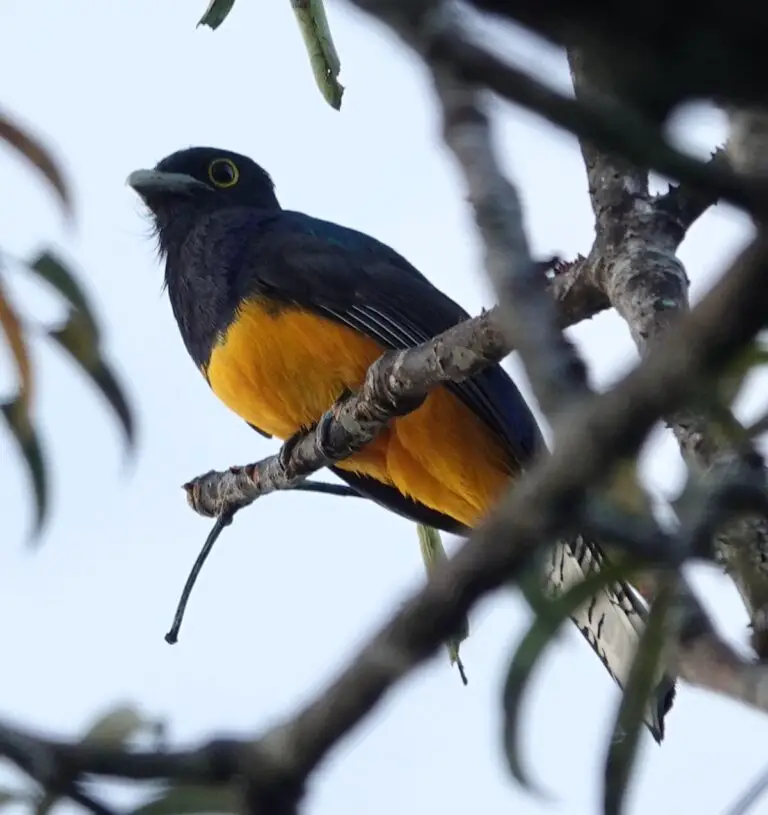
[545,535,676,743]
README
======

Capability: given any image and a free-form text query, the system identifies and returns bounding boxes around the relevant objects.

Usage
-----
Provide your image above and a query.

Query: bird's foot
[277,390,353,475]
[277,429,305,476]
[311,388,354,461]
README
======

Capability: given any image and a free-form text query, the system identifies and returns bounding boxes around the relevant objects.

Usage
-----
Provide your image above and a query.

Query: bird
[128,146,676,741]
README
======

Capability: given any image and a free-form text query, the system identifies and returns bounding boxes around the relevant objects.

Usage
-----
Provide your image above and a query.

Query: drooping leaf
[417,523,469,684]
[746,411,768,440]
[48,310,135,451]
[25,251,99,341]
[0,113,71,217]
[1,397,47,539]
[0,789,32,811]
[686,339,768,449]
[502,561,635,795]
[197,0,236,29]
[599,459,652,518]
[715,340,768,407]
[603,584,673,815]
[133,784,241,815]
[0,276,33,413]
[292,0,344,110]
[80,704,148,747]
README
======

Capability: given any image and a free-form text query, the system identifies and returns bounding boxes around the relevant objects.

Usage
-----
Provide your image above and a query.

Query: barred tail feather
[546,535,677,743]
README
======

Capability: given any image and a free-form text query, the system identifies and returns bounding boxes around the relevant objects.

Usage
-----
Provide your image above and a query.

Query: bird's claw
[314,410,338,460]
[277,430,304,475]
[277,390,352,475]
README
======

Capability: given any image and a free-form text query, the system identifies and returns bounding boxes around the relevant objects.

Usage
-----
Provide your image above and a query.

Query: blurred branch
[464,0,768,117]
[431,68,590,420]
[3,232,768,814]
[563,46,768,656]
[428,27,761,217]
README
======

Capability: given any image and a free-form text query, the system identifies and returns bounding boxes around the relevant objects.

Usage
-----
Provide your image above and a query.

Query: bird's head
[127,146,280,254]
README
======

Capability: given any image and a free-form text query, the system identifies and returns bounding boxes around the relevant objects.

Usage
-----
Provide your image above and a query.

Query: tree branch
[566,46,768,654]
[184,262,603,518]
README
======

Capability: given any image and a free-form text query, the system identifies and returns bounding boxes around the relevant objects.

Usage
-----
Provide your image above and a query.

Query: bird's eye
[208,158,239,188]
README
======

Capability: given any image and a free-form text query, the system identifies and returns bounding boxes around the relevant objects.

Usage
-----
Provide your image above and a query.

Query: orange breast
[206,297,513,527]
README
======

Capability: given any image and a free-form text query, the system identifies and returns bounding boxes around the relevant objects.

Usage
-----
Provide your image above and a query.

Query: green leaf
[197,0,236,30]
[502,561,634,795]
[134,784,240,815]
[2,397,48,540]
[0,276,33,414]
[599,459,652,518]
[48,310,135,451]
[746,410,768,440]
[716,340,768,407]
[25,252,99,341]
[0,788,32,810]
[417,523,469,685]
[81,704,148,747]
[0,114,72,218]
[603,584,673,815]
[292,0,344,110]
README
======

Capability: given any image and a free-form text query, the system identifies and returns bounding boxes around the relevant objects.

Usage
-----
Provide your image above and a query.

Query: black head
[127,146,280,255]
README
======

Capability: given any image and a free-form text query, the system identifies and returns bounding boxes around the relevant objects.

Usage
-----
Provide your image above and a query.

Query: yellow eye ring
[208,158,239,188]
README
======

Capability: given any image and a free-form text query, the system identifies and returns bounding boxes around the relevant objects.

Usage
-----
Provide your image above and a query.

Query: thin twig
[165,510,235,644]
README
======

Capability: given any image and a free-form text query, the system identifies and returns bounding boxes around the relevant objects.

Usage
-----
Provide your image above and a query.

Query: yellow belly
[206,297,512,527]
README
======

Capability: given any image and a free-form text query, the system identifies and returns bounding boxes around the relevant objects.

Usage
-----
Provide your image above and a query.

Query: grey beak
[127,169,212,196]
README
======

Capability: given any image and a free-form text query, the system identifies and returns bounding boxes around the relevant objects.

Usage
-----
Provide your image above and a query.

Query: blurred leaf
[599,459,652,517]
[134,784,240,815]
[81,704,147,747]
[603,584,673,815]
[0,789,32,810]
[502,561,634,795]
[0,277,33,413]
[746,411,768,440]
[25,251,99,341]
[681,339,768,449]
[716,340,768,407]
[417,523,469,685]
[1,397,47,538]
[48,310,135,450]
[0,113,71,217]
[292,0,344,110]
[197,0,236,29]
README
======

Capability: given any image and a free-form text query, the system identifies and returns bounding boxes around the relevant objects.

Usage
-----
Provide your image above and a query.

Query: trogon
[128,146,675,741]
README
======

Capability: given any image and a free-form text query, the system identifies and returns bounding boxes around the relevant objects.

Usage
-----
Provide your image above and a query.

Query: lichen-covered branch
[565,47,768,654]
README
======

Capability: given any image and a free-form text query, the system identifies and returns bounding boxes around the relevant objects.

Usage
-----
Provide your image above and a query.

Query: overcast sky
[1,2,767,814]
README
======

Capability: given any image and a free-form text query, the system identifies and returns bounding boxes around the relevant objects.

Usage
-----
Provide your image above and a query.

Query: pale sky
[1,2,767,814]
